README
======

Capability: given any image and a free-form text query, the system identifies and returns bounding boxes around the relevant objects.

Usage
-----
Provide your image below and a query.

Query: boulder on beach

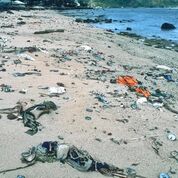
[161,22,176,30]
[126,27,132,31]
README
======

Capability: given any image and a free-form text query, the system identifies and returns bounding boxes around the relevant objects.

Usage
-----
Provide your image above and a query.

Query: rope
[0,162,36,174]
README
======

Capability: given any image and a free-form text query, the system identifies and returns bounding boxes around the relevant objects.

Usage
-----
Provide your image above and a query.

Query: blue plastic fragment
[159,173,170,178]
[17,175,25,178]
[163,74,175,82]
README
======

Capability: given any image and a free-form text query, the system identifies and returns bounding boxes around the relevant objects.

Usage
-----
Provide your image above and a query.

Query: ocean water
[59,8,178,43]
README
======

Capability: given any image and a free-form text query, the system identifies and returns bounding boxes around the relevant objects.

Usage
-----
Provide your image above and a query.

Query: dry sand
[0,10,178,178]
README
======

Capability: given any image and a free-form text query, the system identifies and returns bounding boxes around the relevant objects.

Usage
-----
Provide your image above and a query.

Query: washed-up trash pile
[20,141,145,178]
[145,65,177,83]
[0,101,57,135]
[111,76,151,98]
[110,75,178,113]
[86,68,115,82]
[0,84,14,92]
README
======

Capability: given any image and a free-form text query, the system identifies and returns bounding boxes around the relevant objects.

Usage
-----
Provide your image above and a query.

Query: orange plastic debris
[117,76,138,87]
[135,87,151,98]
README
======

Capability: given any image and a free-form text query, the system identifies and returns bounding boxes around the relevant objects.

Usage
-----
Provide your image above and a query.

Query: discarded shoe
[21,101,57,135]
[21,141,145,178]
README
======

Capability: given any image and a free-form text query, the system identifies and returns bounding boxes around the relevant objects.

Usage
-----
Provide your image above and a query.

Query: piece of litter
[17,175,25,178]
[0,84,14,92]
[19,89,27,94]
[48,87,66,95]
[79,45,92,52]
[136,97,147,105]
[156,65,172,72]
[170,150,178,161]
[159,173,170,178]
[18,53,35,61]
[168,133,176,141]
[85,116,92,120]
[153,102,164,109]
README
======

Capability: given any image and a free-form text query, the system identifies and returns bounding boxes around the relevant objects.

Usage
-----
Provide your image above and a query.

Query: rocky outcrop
[161,23,176,30]
[75,17,112,23]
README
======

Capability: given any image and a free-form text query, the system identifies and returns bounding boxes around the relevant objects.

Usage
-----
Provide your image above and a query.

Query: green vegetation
[88,0,178,7]
[7,0,178,8]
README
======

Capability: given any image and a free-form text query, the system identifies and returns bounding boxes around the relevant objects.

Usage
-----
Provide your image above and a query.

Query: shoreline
[0,9,178,178]
[59,8,178,46]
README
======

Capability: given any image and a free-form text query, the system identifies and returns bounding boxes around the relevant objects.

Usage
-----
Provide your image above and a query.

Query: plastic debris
[0,84,14,92]
[17,175,25,178]
[19,89,27,94]
[114,76,151,98]
[135,87,151,98]
[117,76,138,87]
[12,0,25,5]
[169,167,176,174]
[156,65,172,72]
[159,173,170,178]
[152,102,164,109]
[163,74,175,82]
[91,92,109,105]
[136,97,147,105]
[167,133,176,141]
[13,72,41,77]
[131,102,138,110]
[18,53,35,61]
[170,150,178,161]
[48,87,66,95]
[79,45,92,52]
[85,116,92,120]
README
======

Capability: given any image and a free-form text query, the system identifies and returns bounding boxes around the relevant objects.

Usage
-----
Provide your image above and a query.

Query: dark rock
[1,24,14,28]
[17,21,26,25]
[95,138,102,142]
[126,27,132,31]
[105,19,112,23]
[106,29,114,33]
[18,18,23,20]
[75,18,84,23]
[56,82,65,87]
[161,23,176,30]
[0,68,6,72]
[6,10,14,14]
[7,113,17,120]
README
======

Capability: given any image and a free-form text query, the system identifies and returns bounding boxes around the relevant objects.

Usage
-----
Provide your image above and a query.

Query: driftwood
[34,29,64,34]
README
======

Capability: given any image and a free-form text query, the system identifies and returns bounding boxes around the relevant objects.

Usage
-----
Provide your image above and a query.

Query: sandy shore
[0,10,178,178]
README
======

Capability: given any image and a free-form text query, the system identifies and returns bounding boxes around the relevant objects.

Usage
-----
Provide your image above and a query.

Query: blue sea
[59,8,178,43]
